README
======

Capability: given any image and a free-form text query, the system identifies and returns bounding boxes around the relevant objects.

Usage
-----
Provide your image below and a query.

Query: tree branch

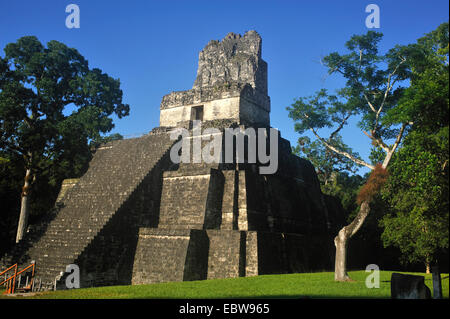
[2,140,26,157]
[381,122,408,168]
[363,93,377,113]
[309,127,375,170]
[362,130,390,153]
[329,112,352,140]
[347,201,370,238]
[374,57,407,130]
[391,122,407,153]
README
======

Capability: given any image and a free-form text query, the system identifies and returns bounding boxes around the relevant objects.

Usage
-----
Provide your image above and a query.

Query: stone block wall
[183,230,210,281]
[131,228,191,284]
[158,171,213,229]
[256,232,334,274]
[206,230,244,279]
[219,170,238,230]
[131,229,334,285]
[159,92,270,128]
[204,169,225,229]
[160,96,241,127]
[239,97,270,128]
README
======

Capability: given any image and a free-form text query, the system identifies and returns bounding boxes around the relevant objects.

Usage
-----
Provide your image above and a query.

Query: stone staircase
[1,132,175,288]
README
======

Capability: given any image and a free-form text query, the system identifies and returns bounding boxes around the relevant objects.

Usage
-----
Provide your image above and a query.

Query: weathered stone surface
[432,266,443,299]
[129,124,336,285]
[193,31,267,95]
[131,228,334,285]
[55,179,79,204]
[391,273,432,299]
[160,31,270,127]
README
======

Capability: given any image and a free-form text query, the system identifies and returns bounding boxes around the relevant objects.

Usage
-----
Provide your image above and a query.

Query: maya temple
[1,31,344,290]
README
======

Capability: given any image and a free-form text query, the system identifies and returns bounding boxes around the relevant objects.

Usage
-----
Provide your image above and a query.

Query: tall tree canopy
[380,22,449,272]
[287,28,427,280]
[0,36,129,243]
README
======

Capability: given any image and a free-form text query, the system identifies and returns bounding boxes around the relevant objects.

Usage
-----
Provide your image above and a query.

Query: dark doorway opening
[191,105,204,121]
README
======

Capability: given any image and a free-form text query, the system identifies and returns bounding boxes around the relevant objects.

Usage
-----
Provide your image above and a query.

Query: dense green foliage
[0,36,128,252]
[289,22,449,272]
[380,23,449,269]
[287,30,412,171]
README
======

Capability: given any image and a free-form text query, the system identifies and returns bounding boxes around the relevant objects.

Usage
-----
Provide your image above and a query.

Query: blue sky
[1,0,448,174]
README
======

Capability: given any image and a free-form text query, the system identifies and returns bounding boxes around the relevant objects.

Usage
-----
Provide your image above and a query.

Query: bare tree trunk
[16,167,32,243]
[426,262,431,274]
[333,156,391,281]
[334,201,371,281]
[334,229,350,281]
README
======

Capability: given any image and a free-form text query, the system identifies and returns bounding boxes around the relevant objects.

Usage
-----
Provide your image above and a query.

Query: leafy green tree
[0,36,130,243]
[380,23,449,273]
[380,136,449,272]
[287,30,415,281]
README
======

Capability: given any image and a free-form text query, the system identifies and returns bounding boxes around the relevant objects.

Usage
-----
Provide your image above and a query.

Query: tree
[380,136,449,272]
[0,36,130,243]
[379,22,449,273]
[287,30,415,281]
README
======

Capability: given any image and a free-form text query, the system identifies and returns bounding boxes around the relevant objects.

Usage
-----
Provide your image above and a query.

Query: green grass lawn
[1,270,448,299]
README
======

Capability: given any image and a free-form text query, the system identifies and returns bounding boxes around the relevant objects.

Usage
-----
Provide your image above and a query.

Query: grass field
[1,270,448,299]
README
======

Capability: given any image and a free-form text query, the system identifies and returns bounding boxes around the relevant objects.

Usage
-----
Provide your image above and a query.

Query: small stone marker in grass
[432,266,443,299]
[391,273,431,299]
